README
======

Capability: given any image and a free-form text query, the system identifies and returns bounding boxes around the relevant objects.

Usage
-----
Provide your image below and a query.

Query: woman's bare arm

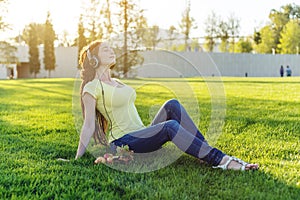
[75,93,96,159]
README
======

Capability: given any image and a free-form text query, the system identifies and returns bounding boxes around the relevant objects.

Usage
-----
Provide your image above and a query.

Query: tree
[75,14,87,68]
[166,25,177,50]
[204,11,218,52]
[118,0,132,76]
[268,3,300,53]
[218,20,230,52]
[0,1,15,63]
[253,29,262,45]
[0,0,9,31]
[254,25,276,54]
[101,0,114,40]
[82,0,103,43]
[204,12,240,53]
[116,0,145,77]
[235,38,253,53]
[144,25,161,50]
[77,0,146,77]
[279,20,300,54]
[43,12,56,78]
[190,38,200,52]
[19,23,44,45]
[135,9,148,49]
[0,41,18,64]
[28,24,40,78]
[227,14,240,53]
[179,0,196,51]
[57,30,72,47]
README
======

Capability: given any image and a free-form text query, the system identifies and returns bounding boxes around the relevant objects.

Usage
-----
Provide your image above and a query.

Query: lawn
[0,77,299,199]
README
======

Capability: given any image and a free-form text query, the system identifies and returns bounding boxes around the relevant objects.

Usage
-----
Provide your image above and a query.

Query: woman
[75,40,259,171]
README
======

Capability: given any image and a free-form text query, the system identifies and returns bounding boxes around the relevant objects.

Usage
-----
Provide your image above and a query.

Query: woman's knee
[164,99,180,110]
[165,119,179,126]
[164,120,180,139]
[166,98,179,105]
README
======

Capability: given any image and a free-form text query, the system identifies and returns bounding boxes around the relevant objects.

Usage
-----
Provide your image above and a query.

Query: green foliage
[204,11,218,52]
[113,49,144,77]
[227,14,240,53]
[115,0,146,77]
[235,38,253,53]
[75,0,147,75]
[142,25,161,50]
[28,24,41,78]
[204,12,241,53]
[20,23,45,45]
[254,25,276,54]
[218,20,230,52]
[0,78,299,199]
[179,2,197,50]
[253,30,262,45]
[0,41,18,63]
[43,12,56,77]
[164,26,177,50]
[101,0,114,40]
[75,15,87,68]
[135,10,148,47]
[190,38,200,51]
[279,20,300,54]
[256,3,300,54]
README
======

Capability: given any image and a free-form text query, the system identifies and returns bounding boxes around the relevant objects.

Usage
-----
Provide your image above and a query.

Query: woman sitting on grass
[75,40,259,171]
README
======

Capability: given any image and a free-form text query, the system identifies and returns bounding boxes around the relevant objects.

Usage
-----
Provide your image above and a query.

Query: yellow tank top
[83,79,145,142]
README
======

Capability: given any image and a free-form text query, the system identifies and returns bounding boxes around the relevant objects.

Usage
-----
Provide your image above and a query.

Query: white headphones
[86,48,99,69]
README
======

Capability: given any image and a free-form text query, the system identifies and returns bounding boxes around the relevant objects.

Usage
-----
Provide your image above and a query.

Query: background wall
[136,51,300,78]
[3,46,298,79]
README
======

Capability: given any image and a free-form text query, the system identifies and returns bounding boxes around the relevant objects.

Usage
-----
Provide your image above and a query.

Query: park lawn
[0,77,299,199]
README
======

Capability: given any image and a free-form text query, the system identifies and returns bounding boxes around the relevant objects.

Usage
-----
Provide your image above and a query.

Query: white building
[0,45,78,79]
[15,45,78,79]
[0,63,17,79]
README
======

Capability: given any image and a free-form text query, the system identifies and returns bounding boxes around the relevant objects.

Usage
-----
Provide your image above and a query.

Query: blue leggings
[111,99,225,166]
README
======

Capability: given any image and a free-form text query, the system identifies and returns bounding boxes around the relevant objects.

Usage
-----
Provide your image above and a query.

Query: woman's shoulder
[82,79,101,99]
[83,79,101,93]
[84,79,99,88]
[112,77,121,82]
[113,78,125,86]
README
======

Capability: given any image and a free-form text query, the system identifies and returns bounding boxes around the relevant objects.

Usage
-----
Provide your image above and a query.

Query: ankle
[219,155,229,165]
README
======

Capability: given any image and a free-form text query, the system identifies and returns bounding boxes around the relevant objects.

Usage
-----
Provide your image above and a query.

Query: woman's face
[98,42,116,68]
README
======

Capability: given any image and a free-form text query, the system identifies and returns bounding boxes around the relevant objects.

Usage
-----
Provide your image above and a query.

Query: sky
[1,0,299,41]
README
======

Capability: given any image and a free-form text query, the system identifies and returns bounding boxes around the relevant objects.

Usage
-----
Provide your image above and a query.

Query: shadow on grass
[225,97,300,131]
[0,78,299,198]
[221,77,300,84]
[0,117,299,199]
[1,82,73,98]
[172,156,299,199]
[3,78,75,85]
[133,77,300,84]
[65,152,300,199]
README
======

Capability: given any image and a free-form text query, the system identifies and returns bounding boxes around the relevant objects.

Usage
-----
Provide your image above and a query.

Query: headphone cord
[98,79,116,141]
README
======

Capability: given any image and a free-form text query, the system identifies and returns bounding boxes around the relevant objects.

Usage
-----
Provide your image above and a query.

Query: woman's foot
[213,155,259,171]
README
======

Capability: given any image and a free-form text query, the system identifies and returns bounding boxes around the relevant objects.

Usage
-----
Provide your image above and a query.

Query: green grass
[0,77,299,199]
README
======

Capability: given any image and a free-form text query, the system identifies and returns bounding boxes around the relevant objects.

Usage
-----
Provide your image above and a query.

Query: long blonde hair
[79,40,108,146]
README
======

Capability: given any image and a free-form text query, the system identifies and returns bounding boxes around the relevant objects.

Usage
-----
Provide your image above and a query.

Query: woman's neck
[95,66,112,82]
